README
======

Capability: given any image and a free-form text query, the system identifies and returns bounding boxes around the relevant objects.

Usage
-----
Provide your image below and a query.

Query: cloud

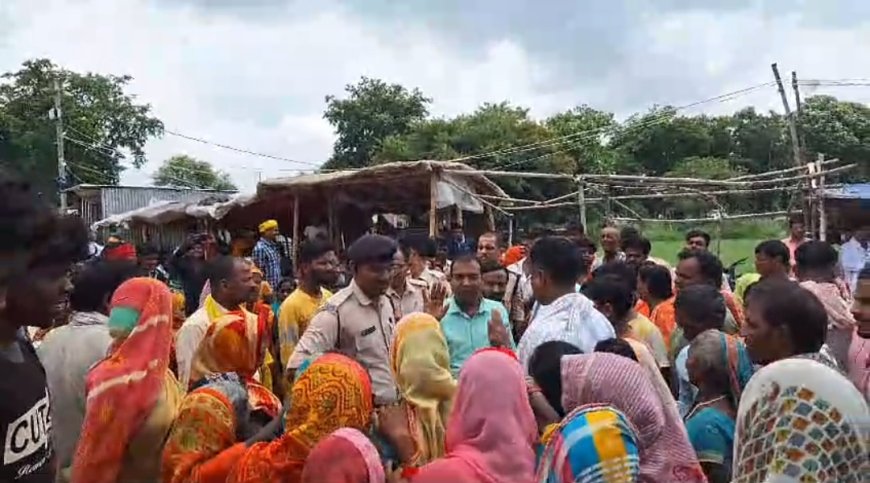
[2,0,868,193]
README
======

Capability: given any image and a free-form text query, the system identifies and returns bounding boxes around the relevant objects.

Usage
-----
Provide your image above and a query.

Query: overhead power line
[451,81,776,167]
[163,129,323,169]
[486,82,777,172]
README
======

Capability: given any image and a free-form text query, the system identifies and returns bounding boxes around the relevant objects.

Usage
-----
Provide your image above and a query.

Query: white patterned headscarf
[733,357,870,483]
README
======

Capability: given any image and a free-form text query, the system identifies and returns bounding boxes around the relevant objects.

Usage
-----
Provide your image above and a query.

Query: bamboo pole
[440,178,513,217]
[807,161,817,237]
[504,186,794,211]
[818,154,827,241]
[454,204,464,226]
[612,210,798,224]
[291,196,300,268]
[543,190,581,205]
[327,195,335,245]
[508,217,514,246]
[429,172,438,237]
[727,158,840,181]
[445,164,855,188]
[476,193,540,205]
[444,168,574,181]
[507,201,578,211]
[576,180,587,230]
[485,205,495,231]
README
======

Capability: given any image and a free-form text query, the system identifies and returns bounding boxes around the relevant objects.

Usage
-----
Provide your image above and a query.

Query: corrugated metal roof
[67,184,235,195]
[823,183,870,200]
[91,186,234,217]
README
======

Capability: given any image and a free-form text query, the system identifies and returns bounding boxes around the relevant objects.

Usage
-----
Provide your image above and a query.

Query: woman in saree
[405,348,538,483]
[162,373,254,483]
[228,352,375,483]
[301,428,385,483]
[560,353,706,482]
[72,278,182,483]
[732,357,869,482]
[684,329,754,483]
[536,404,642,483]
[189,296,282,423]
[380,313,457,469]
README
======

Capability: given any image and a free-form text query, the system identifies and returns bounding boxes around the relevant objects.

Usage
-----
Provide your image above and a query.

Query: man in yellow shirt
[277,239,339,370]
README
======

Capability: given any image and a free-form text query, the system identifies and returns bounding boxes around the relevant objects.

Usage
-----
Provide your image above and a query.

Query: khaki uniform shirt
[410,267,452,297]
[502,271,526,328]
[386,280,425,320]
[287,279,399,405]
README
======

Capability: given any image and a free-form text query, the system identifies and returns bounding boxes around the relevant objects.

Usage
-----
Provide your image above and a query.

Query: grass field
[650,238,764,276]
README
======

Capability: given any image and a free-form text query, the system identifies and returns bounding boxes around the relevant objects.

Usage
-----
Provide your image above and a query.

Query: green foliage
[153,154,237,191]
[0,59,163,196]
[322,77,430,169]
[545,105,619,174]
[660,157,747,217]
[800,95,870,179]
[321,76,868,226]
[667,156,743,180]
[610,107,717,175]
[642,218,785,242]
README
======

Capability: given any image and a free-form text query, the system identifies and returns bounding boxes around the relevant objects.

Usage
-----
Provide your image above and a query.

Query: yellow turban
[258,219,278,234]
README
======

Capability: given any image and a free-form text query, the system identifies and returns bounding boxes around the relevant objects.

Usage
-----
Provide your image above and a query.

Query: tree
[322,77,431,169]
[610,107,717,175]
[661,157,747,217]
[374,102,565,198]
[153,155,237,191]
[545,105,621,174]
[0,59,163,196]
[729,107,791,173]
[800,95,870,180]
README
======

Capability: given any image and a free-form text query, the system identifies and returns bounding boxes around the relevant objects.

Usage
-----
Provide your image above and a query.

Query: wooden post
[817,153,827,241]
[772,63,802,170]
[428,172,438,238]
[327,196,335,245]
[485,205,495,231]
[576,178,587,231]
[806,161,818,238]
[454,204,463,226]
[772,63,809,228]
[508,217,514,246]
[291,196,300,268]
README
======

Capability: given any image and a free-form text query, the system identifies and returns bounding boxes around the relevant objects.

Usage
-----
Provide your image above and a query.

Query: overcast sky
[2,0,869,192]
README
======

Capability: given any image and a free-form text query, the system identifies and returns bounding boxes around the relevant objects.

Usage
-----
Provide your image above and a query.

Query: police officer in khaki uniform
[404,235,451,297]
[287,234,400,405]
[386,244,425,320]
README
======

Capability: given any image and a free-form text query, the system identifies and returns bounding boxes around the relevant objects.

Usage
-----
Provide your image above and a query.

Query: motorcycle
[725,257,749,291]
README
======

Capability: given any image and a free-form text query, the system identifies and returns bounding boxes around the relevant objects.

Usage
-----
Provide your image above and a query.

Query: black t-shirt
[0,335,53,483]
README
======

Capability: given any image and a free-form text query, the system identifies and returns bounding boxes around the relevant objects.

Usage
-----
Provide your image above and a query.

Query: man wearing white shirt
[841,227,870,292]
[517,236,615,370]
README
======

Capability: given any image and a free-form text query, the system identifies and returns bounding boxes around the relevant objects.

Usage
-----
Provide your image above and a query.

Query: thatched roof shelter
[258,160,506,213]
[257,160,507,260]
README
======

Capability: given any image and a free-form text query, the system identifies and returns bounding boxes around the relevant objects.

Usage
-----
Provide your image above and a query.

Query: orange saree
[228,353,374,483]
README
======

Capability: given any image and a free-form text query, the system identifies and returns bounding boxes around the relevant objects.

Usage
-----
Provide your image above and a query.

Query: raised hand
[425,282,448,319]
[487,309,511,348]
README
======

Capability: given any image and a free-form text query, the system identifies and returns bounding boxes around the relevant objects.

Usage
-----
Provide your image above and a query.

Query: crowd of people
[1,173,868,483]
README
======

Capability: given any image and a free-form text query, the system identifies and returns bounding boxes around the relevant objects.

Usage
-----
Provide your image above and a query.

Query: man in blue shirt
[440,255,514,375]
[446,222,474,260]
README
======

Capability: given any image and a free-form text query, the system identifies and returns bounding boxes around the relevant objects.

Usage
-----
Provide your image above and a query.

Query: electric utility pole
[52,78,67,212]
[771,63,808,228]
